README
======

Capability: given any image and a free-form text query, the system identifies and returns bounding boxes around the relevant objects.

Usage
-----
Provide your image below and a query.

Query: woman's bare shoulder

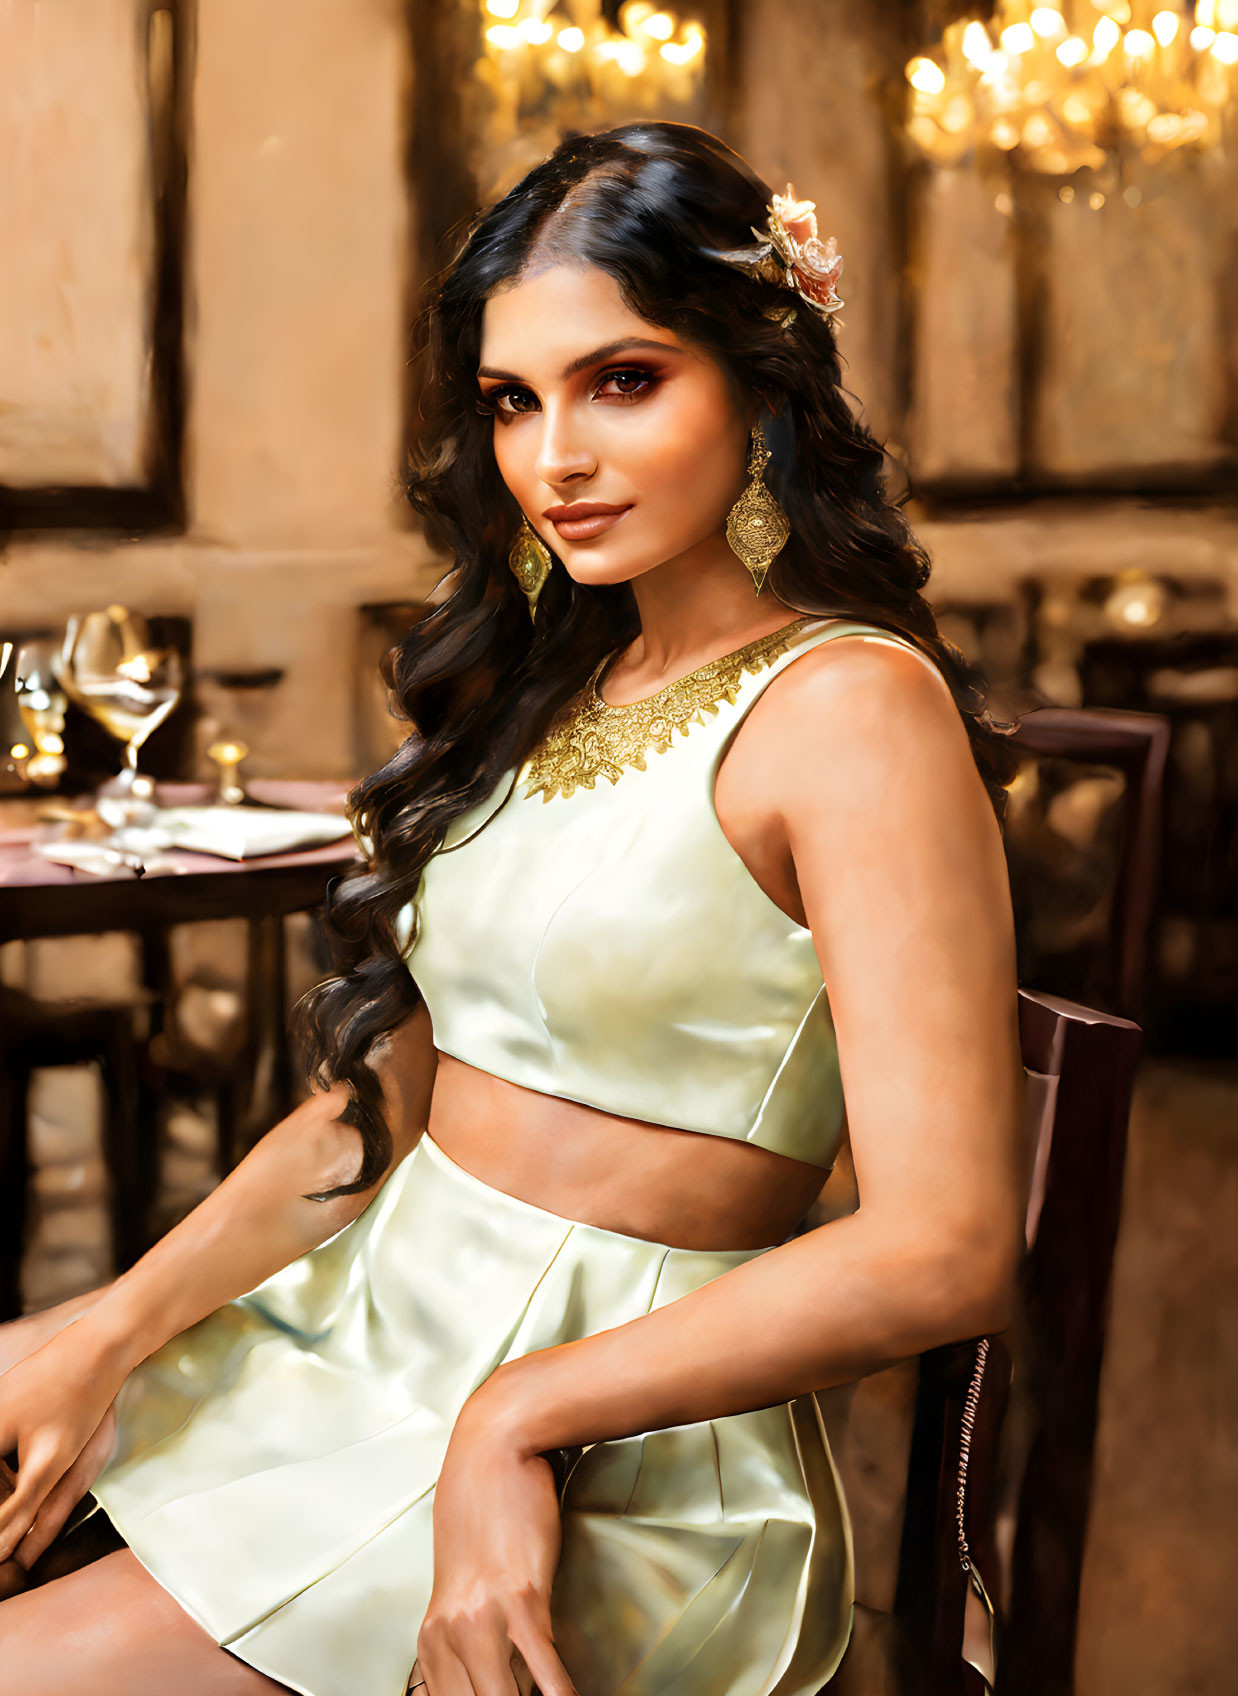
[728,629,978,825]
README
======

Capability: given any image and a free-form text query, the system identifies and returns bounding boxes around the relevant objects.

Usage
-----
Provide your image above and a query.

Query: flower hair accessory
[705,182,844,329]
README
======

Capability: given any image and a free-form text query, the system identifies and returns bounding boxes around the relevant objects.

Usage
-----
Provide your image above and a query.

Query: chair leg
[96,1018,147,1273]
[0,1062,32,1321]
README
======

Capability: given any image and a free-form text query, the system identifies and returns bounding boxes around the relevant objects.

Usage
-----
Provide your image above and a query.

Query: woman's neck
[617,532,799,684]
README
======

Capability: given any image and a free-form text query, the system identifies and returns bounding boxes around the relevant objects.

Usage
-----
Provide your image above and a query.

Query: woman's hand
[0,1317,127,1567]
[415,1380,578,1696]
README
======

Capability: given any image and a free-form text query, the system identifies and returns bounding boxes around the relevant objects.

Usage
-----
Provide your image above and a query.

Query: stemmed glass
[57,607,185,841]
[13,641,69,787]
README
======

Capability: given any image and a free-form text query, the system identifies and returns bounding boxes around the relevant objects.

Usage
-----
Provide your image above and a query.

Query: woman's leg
[0,1548,297,1695]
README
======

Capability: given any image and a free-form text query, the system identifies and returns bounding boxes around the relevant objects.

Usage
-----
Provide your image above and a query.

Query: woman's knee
[0,1549,292,1694]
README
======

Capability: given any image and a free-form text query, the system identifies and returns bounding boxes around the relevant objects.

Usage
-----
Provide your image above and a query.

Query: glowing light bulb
[1057,35,1089,65]
[620,0,655,25]
[615,38,646,75]
[1062,90,1095,122]
[1001,22,1035,53]
[1190,25,1216,47]
[1093,15,1121,54]
[661,25,704,64]
[642,11,675,40]
[1153,10,1180,45]
[907,56,946,93]
[1124,27,1156,56]
[485,23,521,49]
[517,16,552,42]
[485,0,519,16]
[1031,8,1067,37]
[962,21,996,67]
[557,25,584,51]
[1211,27,1238,57]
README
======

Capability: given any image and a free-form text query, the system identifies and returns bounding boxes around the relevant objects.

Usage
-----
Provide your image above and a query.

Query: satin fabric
[398,619,933,1171]
[88,1132,854,1696]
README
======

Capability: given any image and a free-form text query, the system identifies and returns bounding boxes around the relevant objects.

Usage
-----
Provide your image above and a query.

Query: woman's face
[477,262,755,588]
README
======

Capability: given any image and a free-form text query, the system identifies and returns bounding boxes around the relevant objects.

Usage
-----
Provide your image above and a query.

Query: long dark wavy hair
[293,120,1019,1202]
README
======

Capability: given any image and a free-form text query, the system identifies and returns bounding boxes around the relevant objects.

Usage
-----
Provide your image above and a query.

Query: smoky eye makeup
[475,363,663,418]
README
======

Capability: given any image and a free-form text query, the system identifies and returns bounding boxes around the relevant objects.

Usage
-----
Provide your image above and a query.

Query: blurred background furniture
[1003,706,1171,1022]
[0,779,360,1322]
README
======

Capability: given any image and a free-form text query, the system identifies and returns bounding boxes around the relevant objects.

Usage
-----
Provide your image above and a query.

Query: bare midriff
[423,1051,832,1253]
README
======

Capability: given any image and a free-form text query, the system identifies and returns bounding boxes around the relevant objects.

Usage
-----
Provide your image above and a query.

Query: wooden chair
[825,988,1143,1696]
[1002,706,1170,1023]
[0,985,151,1319]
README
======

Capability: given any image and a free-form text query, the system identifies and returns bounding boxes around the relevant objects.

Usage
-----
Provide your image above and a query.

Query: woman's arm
[463,638,1027,1455]
[71,999,438,1372]
[0,1001,437,1564]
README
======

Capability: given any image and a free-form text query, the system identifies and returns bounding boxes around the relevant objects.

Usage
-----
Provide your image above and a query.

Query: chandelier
[480,0,705,102]
[904,2,1238,173]
[472,0,707,191]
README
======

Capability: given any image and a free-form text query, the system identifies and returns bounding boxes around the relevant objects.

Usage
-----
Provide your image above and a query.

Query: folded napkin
[152,805,353,860]
[34,839,166,878]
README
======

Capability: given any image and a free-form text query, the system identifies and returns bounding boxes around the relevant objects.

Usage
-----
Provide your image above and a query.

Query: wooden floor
[1074,1055,1238,1695]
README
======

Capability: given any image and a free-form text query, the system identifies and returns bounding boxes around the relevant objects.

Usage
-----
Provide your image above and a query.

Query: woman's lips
[549,506,633,541]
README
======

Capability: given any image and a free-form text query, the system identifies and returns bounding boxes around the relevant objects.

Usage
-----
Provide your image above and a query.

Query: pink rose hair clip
[706,182,844,330]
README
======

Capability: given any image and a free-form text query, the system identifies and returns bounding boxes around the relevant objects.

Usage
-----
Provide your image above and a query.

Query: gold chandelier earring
[725,416,791,595]
[508,515,554,622]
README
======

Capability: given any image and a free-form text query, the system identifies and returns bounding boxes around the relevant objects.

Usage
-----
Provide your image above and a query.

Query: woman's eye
[596,367,654,400]
[479,386,536,417]
[477,367,655,418]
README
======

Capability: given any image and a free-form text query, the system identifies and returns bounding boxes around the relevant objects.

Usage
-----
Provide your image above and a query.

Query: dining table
[0,778,363,1313]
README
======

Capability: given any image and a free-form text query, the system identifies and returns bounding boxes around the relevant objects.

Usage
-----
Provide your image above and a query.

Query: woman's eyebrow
[477,337,681,384]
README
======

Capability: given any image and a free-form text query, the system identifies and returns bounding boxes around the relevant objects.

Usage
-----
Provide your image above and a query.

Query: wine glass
[57,607,185,827]
[13,640,69,787]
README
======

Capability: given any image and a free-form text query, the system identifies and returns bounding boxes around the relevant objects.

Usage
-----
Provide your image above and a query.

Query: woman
[0,122,1025,1695]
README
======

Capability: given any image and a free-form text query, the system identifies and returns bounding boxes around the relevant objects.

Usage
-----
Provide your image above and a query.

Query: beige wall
[1,0,442,782]
[0,0,152,486]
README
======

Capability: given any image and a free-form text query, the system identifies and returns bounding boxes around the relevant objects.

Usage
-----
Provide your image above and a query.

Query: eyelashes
[475,366,658,419]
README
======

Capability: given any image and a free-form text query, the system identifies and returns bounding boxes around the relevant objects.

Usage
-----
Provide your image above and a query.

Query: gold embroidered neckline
[520,616,818,802]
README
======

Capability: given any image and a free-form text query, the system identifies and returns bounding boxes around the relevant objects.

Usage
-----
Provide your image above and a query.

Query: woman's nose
[533,404,596,486]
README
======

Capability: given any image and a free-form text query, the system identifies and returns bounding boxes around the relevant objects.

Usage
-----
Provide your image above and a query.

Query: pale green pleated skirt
[87,1132,854,1696]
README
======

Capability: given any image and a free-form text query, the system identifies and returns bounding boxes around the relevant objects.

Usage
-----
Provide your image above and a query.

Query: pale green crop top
[395,616,941,1171]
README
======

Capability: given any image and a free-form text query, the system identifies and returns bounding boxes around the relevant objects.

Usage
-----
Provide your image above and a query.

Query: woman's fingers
[452,1637,524,1696]
[419,1605,540,1696]
[0,1440,65,1562]
[510,1648,537,1696]
[14,1401,116,1568]
[508,1602,577,1696]
[415,1626,479,1696]
[511,1634,575,1696]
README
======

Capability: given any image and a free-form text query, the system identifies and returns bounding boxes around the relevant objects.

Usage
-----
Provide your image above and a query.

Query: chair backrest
[821,988,1143,1696]
[1006,707,1169,1022]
